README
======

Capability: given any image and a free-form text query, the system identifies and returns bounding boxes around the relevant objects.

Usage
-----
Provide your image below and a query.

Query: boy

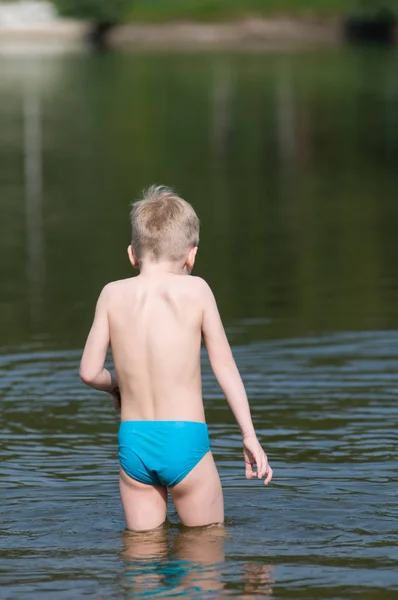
[80,186,273,532]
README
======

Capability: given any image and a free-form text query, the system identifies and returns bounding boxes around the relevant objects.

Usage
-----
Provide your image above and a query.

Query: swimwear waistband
[120,420,207,425]
[119,420,208,435]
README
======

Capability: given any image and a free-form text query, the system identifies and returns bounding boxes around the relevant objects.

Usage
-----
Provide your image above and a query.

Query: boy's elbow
[79,370,91,386]
[79,365,97,386]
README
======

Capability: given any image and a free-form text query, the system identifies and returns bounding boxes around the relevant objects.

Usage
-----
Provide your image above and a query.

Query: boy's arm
[79,286,119,406]
[200,281,272,485]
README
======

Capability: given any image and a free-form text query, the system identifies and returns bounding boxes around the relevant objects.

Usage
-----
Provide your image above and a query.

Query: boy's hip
[118,420,211,487]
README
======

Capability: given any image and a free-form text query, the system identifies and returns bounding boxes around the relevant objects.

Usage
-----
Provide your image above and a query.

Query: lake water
[1,48,398,599]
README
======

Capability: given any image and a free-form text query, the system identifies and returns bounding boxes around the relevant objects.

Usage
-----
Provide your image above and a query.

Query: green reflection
[1,49,398,351]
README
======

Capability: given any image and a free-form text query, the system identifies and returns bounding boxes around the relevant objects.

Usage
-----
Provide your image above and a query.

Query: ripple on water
[1,330,398,598]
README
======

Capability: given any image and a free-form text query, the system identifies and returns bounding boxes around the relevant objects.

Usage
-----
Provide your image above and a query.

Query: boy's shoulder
[97,277,134,300]
[97,275,215,303]
[180,275,213,296]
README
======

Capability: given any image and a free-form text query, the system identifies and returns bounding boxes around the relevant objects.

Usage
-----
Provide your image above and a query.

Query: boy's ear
[186,246,198,272]
[127,245,139,270]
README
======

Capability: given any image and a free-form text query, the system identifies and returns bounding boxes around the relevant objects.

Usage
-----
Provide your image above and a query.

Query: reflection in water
[211,58,234,160]
[121,526,227,598]
[276,62,297,167]
[24,64,45,332]
[241,563,275,599]
[120,526,275,599]
[1,52,398,346]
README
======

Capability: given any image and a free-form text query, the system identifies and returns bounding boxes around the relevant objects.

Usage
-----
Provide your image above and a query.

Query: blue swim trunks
[118,421,210,487]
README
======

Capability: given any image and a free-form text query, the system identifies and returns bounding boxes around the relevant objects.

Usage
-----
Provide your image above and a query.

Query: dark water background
[1,49,398,599]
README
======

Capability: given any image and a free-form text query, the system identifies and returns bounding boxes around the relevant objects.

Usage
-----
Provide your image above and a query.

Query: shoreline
[1,17,397,54]
[0,17,344,53]
[112,18,342,51]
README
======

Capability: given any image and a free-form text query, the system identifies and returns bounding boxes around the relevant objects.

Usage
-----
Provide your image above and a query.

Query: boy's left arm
[80,286,120,408]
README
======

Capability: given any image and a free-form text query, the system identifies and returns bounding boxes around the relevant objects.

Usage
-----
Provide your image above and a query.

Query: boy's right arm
[80,285,121,412]
[200,280,273,485]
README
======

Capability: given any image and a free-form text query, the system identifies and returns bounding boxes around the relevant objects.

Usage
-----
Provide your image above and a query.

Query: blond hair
[130,185,200,262]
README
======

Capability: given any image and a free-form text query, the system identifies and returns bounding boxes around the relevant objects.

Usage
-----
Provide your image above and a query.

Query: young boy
[80,186,273,531]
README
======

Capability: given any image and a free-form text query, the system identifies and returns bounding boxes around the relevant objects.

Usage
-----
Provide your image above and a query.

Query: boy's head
[129,185,200,268]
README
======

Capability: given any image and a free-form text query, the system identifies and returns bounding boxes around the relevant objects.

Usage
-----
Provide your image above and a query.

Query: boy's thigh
[119,467,167,532]
[170,451,224,527]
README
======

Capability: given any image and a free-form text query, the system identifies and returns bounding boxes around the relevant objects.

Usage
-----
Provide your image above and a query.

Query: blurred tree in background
[52,0,133,50]
[50,1,398,25]
[346,0,396,43]
[353,0,396,15]
[125,0,397,20]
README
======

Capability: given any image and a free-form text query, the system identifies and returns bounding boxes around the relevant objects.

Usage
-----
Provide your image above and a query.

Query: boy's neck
[139,260,187,276]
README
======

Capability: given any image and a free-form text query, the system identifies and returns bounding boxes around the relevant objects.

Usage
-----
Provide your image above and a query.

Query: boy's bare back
[80,186,272,532]
[105,273,212,423]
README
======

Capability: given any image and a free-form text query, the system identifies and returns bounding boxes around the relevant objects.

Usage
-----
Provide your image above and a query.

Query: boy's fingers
[245,446,272,482]
[256,455,263,479]
[245,461,254,480]
[264,466,273,485]
[257,453,268,479]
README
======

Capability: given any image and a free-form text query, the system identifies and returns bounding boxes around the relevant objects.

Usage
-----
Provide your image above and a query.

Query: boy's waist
[119,419,207,429]
[119,397,206,423]
[118,420,209,443]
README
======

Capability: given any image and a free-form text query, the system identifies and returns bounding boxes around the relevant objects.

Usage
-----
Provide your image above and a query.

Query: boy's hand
[243,435,273,485]
[111,386,121,413]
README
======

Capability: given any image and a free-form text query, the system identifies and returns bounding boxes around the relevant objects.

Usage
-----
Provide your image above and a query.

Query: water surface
[1,48,398,599]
